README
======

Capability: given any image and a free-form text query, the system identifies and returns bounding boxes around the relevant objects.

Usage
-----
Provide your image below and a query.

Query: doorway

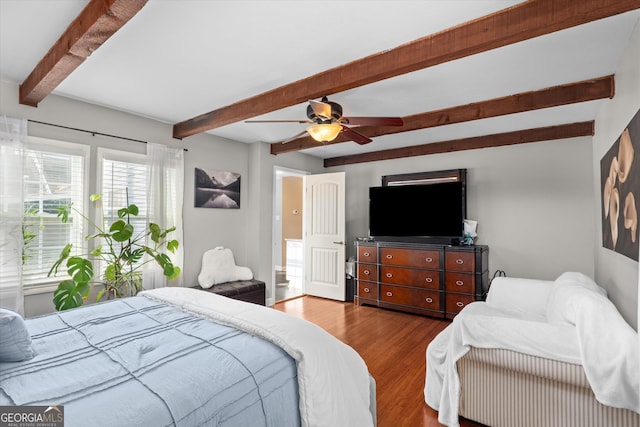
[273,166,308,303]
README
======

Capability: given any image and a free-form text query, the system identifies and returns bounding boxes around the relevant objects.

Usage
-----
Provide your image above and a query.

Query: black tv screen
[368,182,465,240]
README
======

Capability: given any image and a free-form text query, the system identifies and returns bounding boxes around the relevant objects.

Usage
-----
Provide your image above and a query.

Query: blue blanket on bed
[0,297,300,427]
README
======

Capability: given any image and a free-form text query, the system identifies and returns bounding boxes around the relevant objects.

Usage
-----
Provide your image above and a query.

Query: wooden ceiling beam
[323,121,595,167]
[270,75,614,155]
[19,0,148,107]
[173,0,638,139]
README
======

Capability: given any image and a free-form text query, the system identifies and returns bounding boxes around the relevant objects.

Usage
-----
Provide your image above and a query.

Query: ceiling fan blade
[342,117,404,126]
[309,99,332,120]
[279,130,311,144]
[245,119,312,123]
[340,126,372,145]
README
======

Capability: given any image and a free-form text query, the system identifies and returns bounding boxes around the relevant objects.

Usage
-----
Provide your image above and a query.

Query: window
[97,149,148,272]
[19,140,182,292]
[22,138,89,288]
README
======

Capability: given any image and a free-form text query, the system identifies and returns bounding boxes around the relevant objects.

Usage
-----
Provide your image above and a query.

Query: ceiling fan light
[307,124,342,142]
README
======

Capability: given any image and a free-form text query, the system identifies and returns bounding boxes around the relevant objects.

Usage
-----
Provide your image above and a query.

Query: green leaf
[160,226,176,239]
[96,288,107,302]
[89,194,102,202]
[104,263,117,281]
[154,253,171,268]
[56,205,72,223]
[163,264,174,276]
[53,279,89,311]
[117,204,139,218]
[110,220,134,242]
[122,248,144,264]
[90,246,103,257]
[67,257,94,284]
[149,223,161,243]
[167,240,179,253]
[48,243,73,277]
[167,266,181,281]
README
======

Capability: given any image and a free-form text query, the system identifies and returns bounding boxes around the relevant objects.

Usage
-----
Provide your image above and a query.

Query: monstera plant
[48,194,180,311]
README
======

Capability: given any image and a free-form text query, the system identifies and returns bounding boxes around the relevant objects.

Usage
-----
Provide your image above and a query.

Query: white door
[304,172,346,301]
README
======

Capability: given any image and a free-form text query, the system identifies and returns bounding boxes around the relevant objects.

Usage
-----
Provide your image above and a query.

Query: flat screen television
[368,181,466,242]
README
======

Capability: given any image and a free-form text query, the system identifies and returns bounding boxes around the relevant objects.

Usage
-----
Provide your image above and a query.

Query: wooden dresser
[355,241,488,319]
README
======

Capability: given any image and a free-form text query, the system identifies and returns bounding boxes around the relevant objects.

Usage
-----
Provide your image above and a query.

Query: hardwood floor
[273,296,485,427]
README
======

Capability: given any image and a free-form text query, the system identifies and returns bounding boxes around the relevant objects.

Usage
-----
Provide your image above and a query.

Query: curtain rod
[28,119,188,152]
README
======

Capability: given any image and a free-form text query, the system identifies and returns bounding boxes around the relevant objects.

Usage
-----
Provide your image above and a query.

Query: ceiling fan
[245,97,404,145]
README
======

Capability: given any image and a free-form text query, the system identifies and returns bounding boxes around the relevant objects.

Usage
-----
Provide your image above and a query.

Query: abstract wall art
[600,109,640,261]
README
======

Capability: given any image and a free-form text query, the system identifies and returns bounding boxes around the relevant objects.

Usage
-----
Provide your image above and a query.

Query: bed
[0,287,376,427]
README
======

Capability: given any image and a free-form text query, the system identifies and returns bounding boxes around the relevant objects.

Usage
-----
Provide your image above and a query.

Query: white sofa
[425,272,640,427]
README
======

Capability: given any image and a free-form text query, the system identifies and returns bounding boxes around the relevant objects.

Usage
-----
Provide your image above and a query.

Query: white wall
[1,78,324,315]
[593,19,640,330]
[246,142,324,305]
[328,136,596,283]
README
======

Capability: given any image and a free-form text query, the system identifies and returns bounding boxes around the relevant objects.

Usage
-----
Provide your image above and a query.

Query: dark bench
[191,279,266,306]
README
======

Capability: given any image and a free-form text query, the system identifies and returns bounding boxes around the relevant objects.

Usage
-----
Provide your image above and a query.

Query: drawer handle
[425,297,433,303]
[425,257,433,263]
[363,252,370,257]
[455,280,464,286]
[386,273,393,278]
[425,277,433,283]
[386,291,393,297]
[363,287,370,293]
[363,270,370,275]
[456,259,464,264]
[386,254,393,259]
[456,301,465,307]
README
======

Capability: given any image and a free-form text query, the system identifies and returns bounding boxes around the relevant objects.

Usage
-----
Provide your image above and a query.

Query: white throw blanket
[140,287,374,427]
[425,281,640,427]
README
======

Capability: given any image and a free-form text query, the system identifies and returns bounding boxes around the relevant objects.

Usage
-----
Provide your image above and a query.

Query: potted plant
[48,194,181,311]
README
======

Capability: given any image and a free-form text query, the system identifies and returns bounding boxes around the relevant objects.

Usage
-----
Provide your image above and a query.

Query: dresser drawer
[358,245,378,263]
[358,264,378,282]
[380,247,440,268]
[357,282,378,299]
[380,285,411,305]
[445,272,475,294]
[410,289,441,311]
[445,250,476,272]
[380,266,440,290]
[445,293,476,314]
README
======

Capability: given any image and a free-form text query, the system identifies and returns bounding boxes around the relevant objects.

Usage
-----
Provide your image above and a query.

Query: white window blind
[100,151,148,232]
[22,139,88,287]
[98,150,148,284]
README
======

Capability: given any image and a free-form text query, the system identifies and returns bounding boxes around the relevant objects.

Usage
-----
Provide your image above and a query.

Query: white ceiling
[1,1,639,159]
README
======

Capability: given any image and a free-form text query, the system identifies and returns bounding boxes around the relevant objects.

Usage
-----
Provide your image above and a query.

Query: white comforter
[425,281,640,427]
[140,287,374,427]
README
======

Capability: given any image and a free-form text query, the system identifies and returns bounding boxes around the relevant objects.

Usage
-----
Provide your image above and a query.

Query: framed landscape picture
[194,168,241,209]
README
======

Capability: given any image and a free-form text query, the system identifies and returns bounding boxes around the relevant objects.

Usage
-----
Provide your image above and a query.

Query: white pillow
[486,277,554,321]
[546,272,607,326]
[197,247,253,288]
[0,308,35,362]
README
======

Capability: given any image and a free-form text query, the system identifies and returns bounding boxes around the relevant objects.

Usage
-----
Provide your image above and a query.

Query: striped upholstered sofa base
[458,347,640,427]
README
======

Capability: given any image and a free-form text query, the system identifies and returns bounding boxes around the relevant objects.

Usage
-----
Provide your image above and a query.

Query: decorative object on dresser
[356,241,488,319]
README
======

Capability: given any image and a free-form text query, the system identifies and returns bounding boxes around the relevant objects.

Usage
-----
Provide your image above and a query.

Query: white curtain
[144,142,184,288]
[0,116,27,314]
